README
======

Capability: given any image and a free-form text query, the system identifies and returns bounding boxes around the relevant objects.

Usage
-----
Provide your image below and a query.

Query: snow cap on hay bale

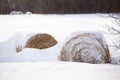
[59,31,110,64]
[16,33,57,52]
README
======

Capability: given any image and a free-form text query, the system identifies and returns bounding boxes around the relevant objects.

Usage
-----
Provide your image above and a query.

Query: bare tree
[0,0,120,14]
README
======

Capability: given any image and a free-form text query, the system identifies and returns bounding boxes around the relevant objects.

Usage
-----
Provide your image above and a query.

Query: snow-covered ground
[0,14,118,62]
[0,62,120,80]
[0,14,113,61]
[0,14,111,54]
[0,14,111,42]
[0,14,120,80]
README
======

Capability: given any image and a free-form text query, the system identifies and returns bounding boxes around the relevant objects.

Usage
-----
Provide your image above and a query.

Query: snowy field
[0,62,120,80]
[0,14,120,80]
[0,14,114,62]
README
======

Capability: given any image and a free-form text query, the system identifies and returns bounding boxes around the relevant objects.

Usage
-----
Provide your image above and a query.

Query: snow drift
[10,11,32,15]
[59,31,110,64]
[0,14,119,65]
[16,33,57,52]
[0,62,120,80]
[110,49,120,65]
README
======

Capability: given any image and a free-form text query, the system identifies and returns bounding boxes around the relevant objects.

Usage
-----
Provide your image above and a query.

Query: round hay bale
[16,33,57,52]
[59,31,110,64]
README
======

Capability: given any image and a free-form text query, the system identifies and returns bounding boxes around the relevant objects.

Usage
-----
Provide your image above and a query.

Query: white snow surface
[0,62,120,80]
[0,14,120,80]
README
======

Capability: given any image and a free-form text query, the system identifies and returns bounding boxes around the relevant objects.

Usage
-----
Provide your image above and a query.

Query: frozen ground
[0,14,120,80]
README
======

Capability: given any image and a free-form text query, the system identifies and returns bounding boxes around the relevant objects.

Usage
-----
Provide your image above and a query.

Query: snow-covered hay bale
[59,31,110,64]
[16,33,57,52]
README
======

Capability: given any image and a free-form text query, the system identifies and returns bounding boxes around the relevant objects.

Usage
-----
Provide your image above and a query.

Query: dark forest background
[0,0,120,14]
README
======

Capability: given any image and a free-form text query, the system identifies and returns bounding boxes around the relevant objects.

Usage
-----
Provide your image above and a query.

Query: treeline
[0,0,120,14]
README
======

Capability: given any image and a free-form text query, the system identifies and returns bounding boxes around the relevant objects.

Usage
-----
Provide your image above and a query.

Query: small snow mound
[10,11,24,15]
[10,11,32,15]
[25,11,32,14]
[59,31,110,64]
[16,33,57,52]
